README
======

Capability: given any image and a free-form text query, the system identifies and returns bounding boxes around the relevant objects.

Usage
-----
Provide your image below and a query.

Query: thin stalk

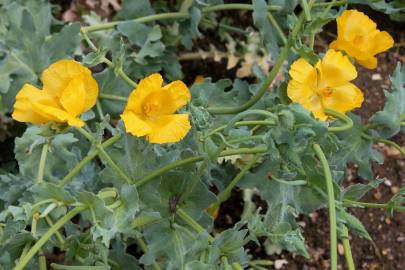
[320,0,338,19]
[267,12,287,45]
[37,142,49,183]
[232,262,244,270]
[76,127,134,184]
[57,133,122,187]
[207,6,310,115]
[343,199,405,211]
[361,133,405,156]
[135,146,268,187]
[96,100,104,120]
[221,256,231,270]
[204,120,276,139]
[99,93,128,102]
[50,264,106,270]
[39,255,47,270]
[313,143,337,270]
[176,208,215,243]
[135,238,161,270]
[44,216,65,246]
[81,30,137,88]
[325,108,353,132]
[341,225,356,270]
[214,155,260,207]
[223,110,276,135]
[14,207,84,270]
[300,0,312,21]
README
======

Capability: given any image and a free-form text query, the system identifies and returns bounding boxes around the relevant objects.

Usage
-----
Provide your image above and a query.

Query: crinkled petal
[12,84,55,124]
[32,102,84,127]
[287,80,314,104]
[121,111,152,137]
[125,73,163,114]
[288,58,316,85]
[322,83,364,113]
[371,31,394,55]
[301,95,327,121]
[60,78,86,117]
[161,80,191,113]
[146,114,191,144]
[318,49,357,88]
[42,59,95,98]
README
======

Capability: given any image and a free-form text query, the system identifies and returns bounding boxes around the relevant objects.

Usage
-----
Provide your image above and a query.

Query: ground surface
[1,2,404,269]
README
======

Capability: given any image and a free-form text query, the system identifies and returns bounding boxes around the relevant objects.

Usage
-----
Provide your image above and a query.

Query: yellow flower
[287,49,364,120]
[121,73,191,144]
[330,9,394,69]
[12,59,98,127]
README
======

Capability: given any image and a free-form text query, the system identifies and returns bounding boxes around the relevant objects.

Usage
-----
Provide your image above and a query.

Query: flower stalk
[341,225,356,270]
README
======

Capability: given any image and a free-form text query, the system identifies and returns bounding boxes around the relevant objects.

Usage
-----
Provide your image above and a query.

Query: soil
[0,2,404,270]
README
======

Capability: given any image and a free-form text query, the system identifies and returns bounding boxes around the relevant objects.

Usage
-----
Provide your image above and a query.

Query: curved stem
[50,264,106,270]
[325,108,353,133]
[361,133,405,156]
[57,133,122,187]
[232,262,244,270]
[14,207,84,270]
[207,6,310,115]
[176,208,215,243]
[99,93,128,102]
[37,142,49,183]
[343,199,405,211]
[267,12,287,45]
[313,144,337,270]
[135,146,268,187]
[223,110,276,134]
[341,225,356,270]
[214,154,260,207]
[204,120,276,139]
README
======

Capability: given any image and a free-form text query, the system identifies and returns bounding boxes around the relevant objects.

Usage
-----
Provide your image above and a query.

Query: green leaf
[342,178,384,201]
[179,7,202,49]
[116,0,154,19]
[386,187,405,217]
[370,63,405,138]
[14,127,81,182]
[339,210,371,240]
[252,0,279,57]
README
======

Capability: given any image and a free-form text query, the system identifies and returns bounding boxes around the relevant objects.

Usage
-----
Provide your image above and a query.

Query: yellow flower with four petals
[121,73,192,144]
[330,9,394,69]
[287,49,364,120]
[12,59,98,127]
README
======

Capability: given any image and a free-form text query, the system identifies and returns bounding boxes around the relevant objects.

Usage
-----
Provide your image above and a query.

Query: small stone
[384,179,392,187]
[374,191,382,200]
[275,259,288,269]
[391,186,400,194]
[338,243,344,255]
[372,73,382,80]
[397,236,404,242]
[385,218,391,225]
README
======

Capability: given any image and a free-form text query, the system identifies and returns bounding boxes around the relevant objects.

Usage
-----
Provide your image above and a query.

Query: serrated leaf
[339,211,371,240]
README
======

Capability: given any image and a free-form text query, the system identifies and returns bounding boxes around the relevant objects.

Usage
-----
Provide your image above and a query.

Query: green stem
[99,93,128,102]
[135,238,161,270]
[341,225,356,270]
[267,12,287,45]
[50,264,106,270]
[232,262,244,270]
[361,133,405,156]
[135,146,268,187]
[96,100,104,120]
[44,216,65,246]
[300,0,312,21]
[39,255,47,270]
[313,144,337,270]
[223,110,276,134]
[57,134,122,187]
[221,256,231,270]
[81,30,137,88]
[204,120,276,139]
[343,199,405,211]
[320,0,338,18]
[325,108,353,132]
[37,142,49,183]
[207,6,310,114]
[14,207,84,270]
[176,208,215,243]
[76,127,134,184]
[214,155,260,207]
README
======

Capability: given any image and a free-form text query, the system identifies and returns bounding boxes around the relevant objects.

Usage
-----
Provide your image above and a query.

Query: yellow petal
[146,114,191,144]
[287,80,314,104]
[357,57,378,69]
[121,111,152,137]
[125,73,163,114]
[41,59,98,109]
[288,58,316,84]
[67,117,85,127]
[161,80,191,113]
[318,50,357,88]
[12,84,55,124]
[193,75,204,84]
[31,102,84,127]
[300,95,327,121]
[60,78,87,117]
[322,83,364,113]
[371,31,394,55]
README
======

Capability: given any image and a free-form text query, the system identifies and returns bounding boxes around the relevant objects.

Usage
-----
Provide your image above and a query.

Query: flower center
[353,34,364,45]
[318,87,333,98]
[143,100,160,118]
